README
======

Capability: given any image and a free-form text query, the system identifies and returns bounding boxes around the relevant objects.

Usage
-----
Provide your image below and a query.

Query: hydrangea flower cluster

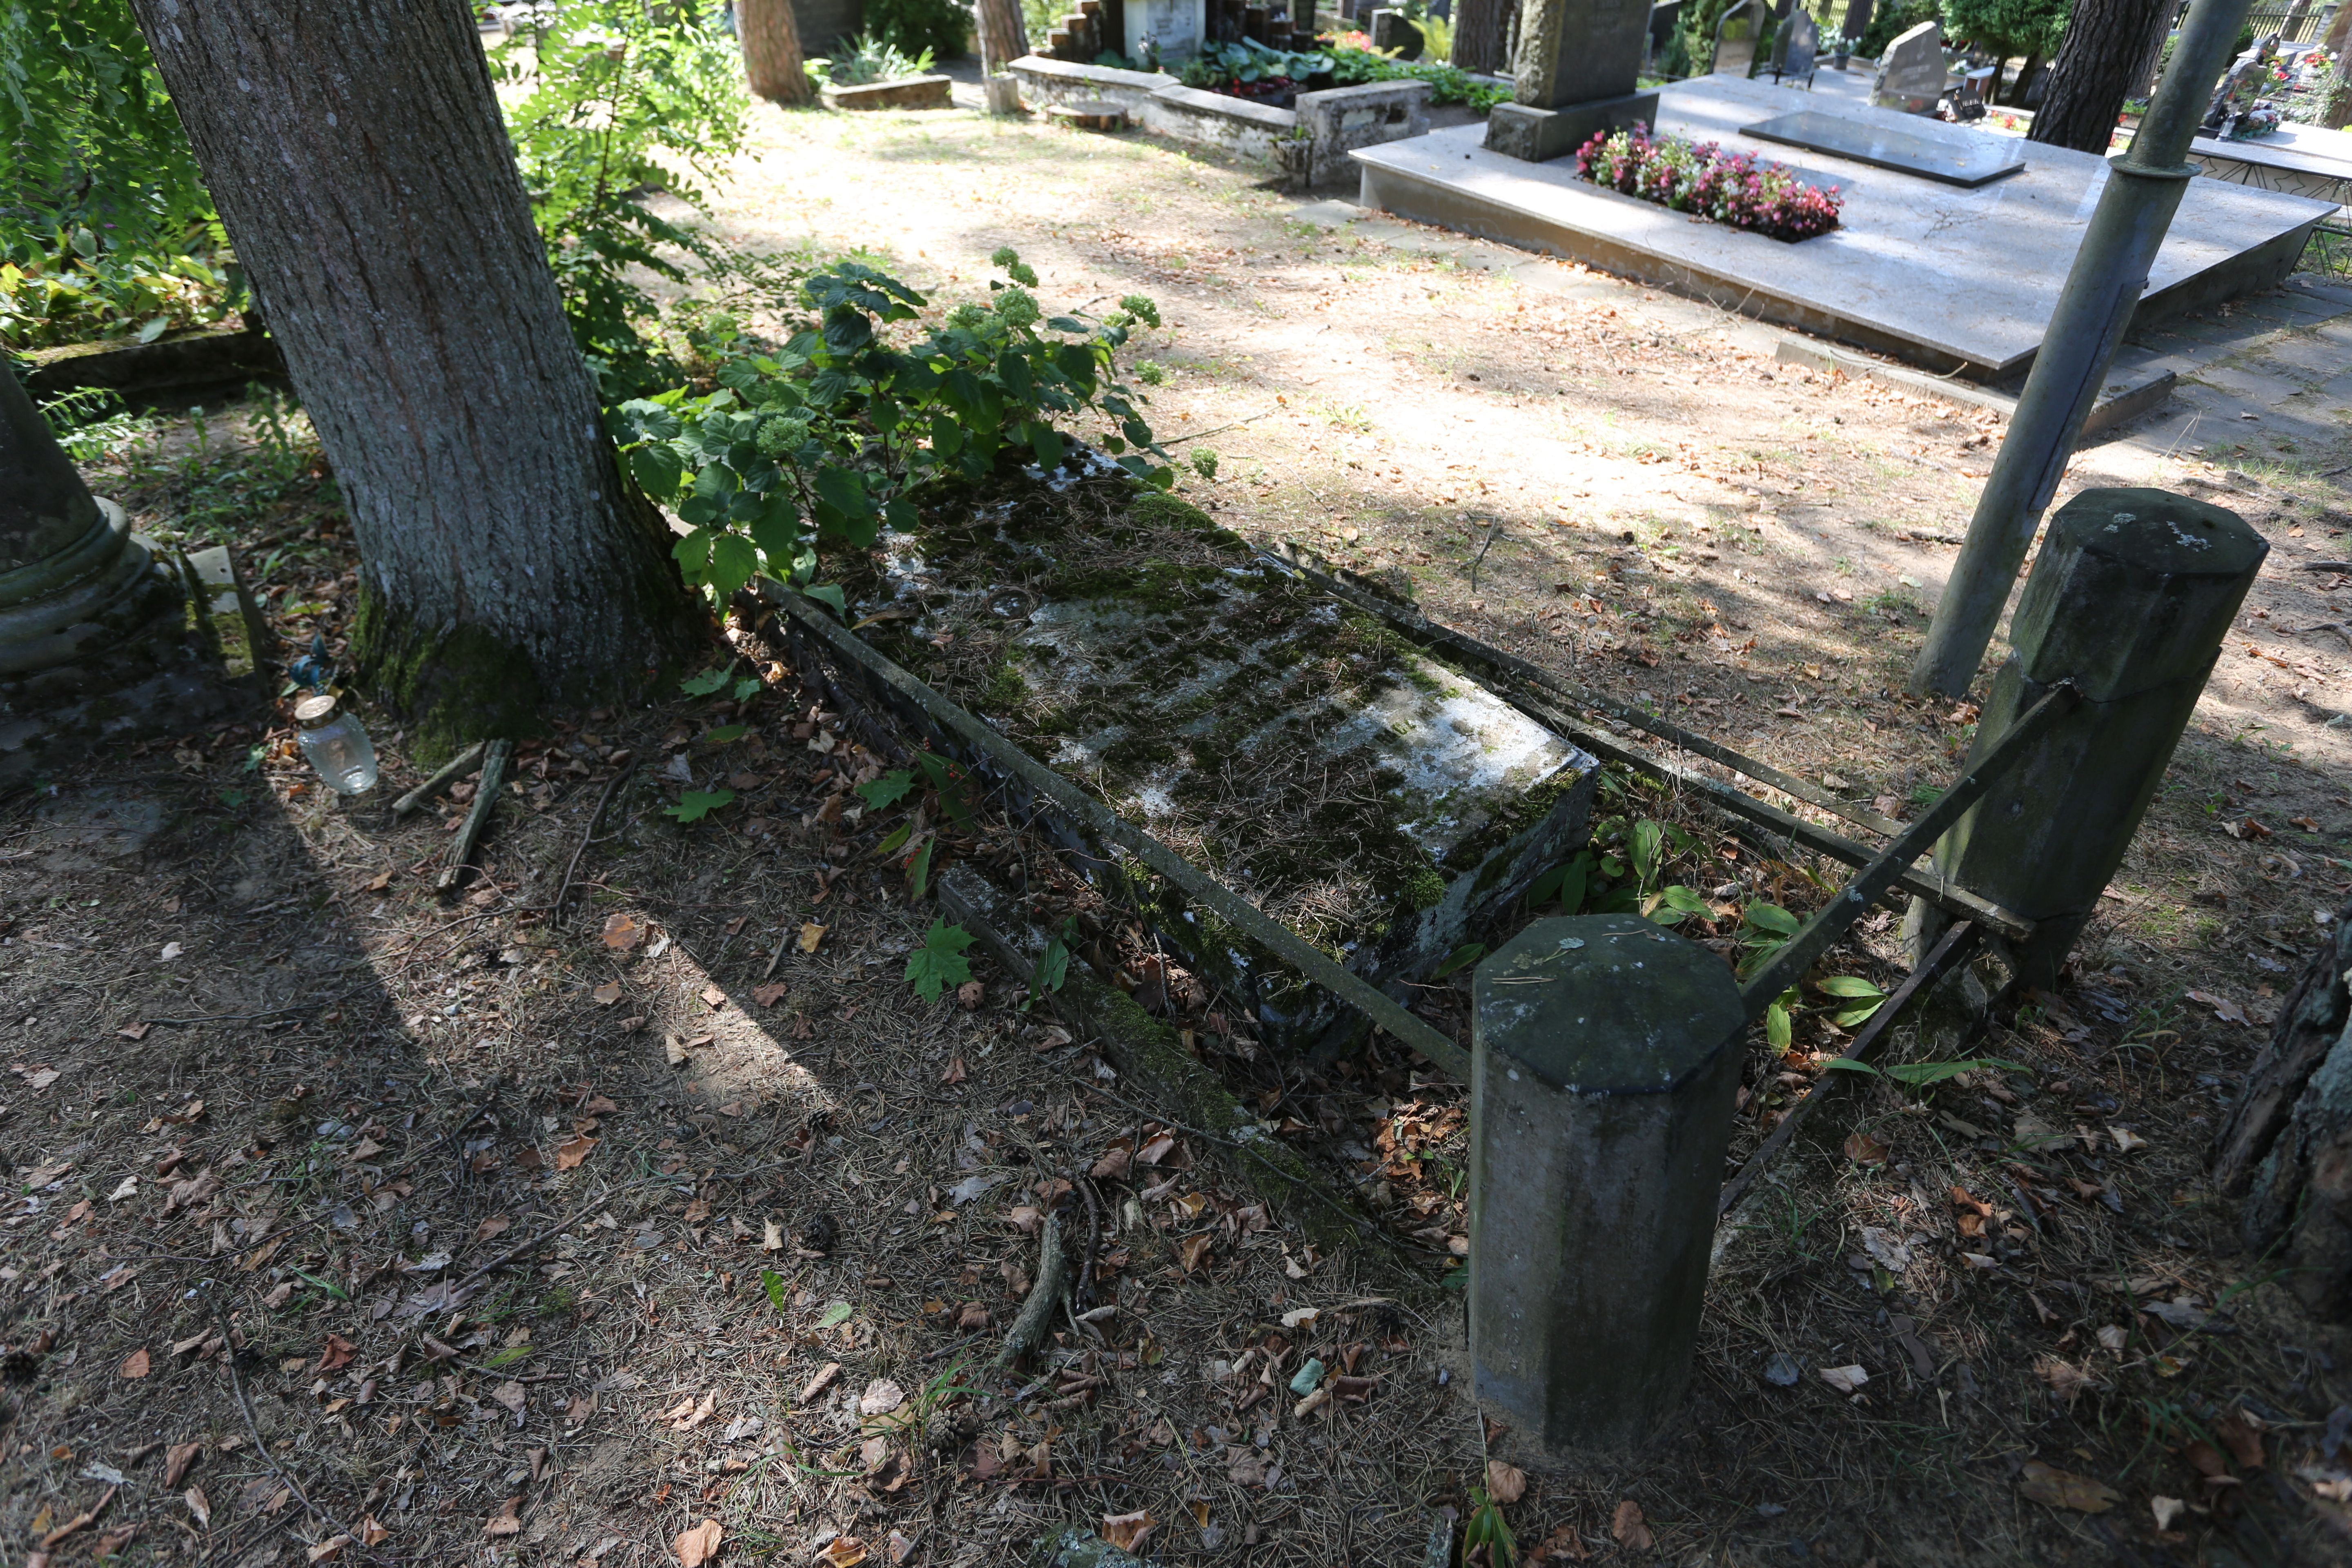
[1574,125,1844,243]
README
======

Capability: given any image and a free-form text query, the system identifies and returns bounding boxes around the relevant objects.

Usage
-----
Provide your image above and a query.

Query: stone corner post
[1468,912,1746,1452]
[1908,485,2267,986]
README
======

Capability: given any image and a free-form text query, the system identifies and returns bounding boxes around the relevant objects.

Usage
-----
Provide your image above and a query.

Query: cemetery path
[10,104,2352,1568]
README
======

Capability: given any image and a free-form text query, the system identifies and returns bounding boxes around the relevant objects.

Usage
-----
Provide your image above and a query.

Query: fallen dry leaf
[307,1536,349,1563]
[1486,1459,1527,1505]
[1177,1234,1213,1272]
[590,982,623,1007]
[316,1334,356,1372]
[1610,1500,1652,1550]
[2017,1460,2119,1513]
[1819,1364,1868,1394]
[491,1381,526,1415]
[118,1348,150,1379]
[751,982,789,1007]
[818,1537,866,1568]
[2151,1495,2186,1530]
[183,1487,210,1528]
[2185,989,2252,1027]
[800,1362,843,1404]
[2109,1126,2149,1154]
[474,1214,510,1243]
[799,923,826,953]
[886,1531,915,1565]
[358,1517,390,1547]
[163,1442,202,1489]
[2214,1410,2267,1470]
[701,984,728,1009]
[1842,1131,1889,1165]
[940,1055,967,1084]
[482,1498,523,1538]
[858,1379,906,1417]
[1527,1522,1590,1562]
[674,1519,723,1568]
[555,1135,597,1170]
[601,913,645,951]
[1101,1510,1155,1551]
[2035,1356,2097,1403]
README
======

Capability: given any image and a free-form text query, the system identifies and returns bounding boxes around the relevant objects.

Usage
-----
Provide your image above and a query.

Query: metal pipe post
[1907,0,2257,697]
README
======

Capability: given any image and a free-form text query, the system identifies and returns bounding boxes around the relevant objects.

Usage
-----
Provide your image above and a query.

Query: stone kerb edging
[1007,56,1430,187]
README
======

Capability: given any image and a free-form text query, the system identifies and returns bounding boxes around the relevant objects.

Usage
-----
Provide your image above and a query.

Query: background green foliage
[491,0,751,398]
[0,0,234,348]
[612,250,1170,605]
[1942,0,2069,64]
[860,0,970,60]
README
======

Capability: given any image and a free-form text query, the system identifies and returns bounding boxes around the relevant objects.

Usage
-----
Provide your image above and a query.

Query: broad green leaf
[672,527,713,573]
[1433,942,1486,978]
[628,442,684,497]
[679,666,732,697]
[875,821,914,855]
[906,837,935,899]
[1834,1002,1886,1029]
[1764,996,1793,1052]
[905,919,976,1002]
[815,1301,855,1329]
[1030,932,1071,999]
[705,724,747,744]
[1817,976,1888,1000]
[858,770,915,809]
[1631,819,1663,891]
[1031,425,1065,470]
[761,1268,789,1314]
[707,534,759,600]
[1742,900,1802,936]
[666,788,736,824]
[802,584,847,617]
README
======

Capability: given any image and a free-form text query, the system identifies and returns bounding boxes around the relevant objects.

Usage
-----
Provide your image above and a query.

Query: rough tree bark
[740,0,815,104]
[975,0,1031,69]
[2028,0,2173,152]
[2212,893,2352,1320]
[1452,0,1514,76]
[126,0,699,755]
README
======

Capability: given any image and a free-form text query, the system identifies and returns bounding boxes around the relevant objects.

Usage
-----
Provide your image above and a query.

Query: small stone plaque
[1741,108,2026,187]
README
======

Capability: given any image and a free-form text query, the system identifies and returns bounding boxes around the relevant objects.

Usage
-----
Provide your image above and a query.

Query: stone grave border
[1008,54,1438,187]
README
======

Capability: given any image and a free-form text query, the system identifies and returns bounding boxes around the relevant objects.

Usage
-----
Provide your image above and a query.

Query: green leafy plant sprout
[1462,1481,1517,1565]
[1817,974,1889,1029]
[1432,942,1486,978]
[815,1301,855,1330]
[1821,1055,2034,1091]
[1026,918,1076,1008]
[906,919,976,1002]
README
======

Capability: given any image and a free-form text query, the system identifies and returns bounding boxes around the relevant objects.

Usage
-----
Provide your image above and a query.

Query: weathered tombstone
[821,490,1599,1056]
[1711,0,1768,78]
[0,363,261,784]
[1125,0,1205,59]
[1370,6,1423,58]
[1770,6,1817,83]
[1869,19,1943,113]
[1907,488,2267,987]
[1486,0,1661,163]
[1468,914,1746,1451]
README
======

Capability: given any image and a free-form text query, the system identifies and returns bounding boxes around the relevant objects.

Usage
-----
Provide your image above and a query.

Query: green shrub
[491,0,750,398]
[0,1,237,348]
[611,249,1172,604]
[824,31,937,84]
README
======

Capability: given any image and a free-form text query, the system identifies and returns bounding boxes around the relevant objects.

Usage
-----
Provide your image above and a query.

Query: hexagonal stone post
[1468,913,1746,1452]
[1909,487,2268,986]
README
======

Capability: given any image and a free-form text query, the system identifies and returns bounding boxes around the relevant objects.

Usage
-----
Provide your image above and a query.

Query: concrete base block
[1483,91,1659,164]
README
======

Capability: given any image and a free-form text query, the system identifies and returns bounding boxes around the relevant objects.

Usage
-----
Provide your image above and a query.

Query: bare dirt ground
[8,99,2352,1568]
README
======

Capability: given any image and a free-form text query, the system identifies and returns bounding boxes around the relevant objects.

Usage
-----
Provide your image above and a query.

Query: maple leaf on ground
[905,920,975,1002]
[675,1519,723,1568]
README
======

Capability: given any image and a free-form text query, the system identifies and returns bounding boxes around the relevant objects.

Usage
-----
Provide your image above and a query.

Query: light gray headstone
[1125,0,1205,61]
[1712,0,1767,78]
[1870,19,1943,113]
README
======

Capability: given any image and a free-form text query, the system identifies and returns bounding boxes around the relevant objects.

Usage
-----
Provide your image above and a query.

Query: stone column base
[1483,90,1660,163]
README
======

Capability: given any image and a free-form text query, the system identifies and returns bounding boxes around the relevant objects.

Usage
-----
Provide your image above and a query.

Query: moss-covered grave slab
[840,470,1598,1055]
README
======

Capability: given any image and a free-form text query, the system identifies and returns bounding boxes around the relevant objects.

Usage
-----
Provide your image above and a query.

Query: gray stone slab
[1742,109,2023,187]
[842,490,1599,1053]
[1870,20,1943,114]
[1350,74,2336,378]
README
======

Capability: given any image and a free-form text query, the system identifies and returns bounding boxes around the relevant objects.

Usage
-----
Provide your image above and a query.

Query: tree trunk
[976,0,1031,70]
[2028,0,2172,152]
[741,0,815,104]
[2000,51,2043,107]
[2213,893,2352,1321]
[1843,0,1876,53]
[1451,0,1513,76]
[125,0,699,757]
